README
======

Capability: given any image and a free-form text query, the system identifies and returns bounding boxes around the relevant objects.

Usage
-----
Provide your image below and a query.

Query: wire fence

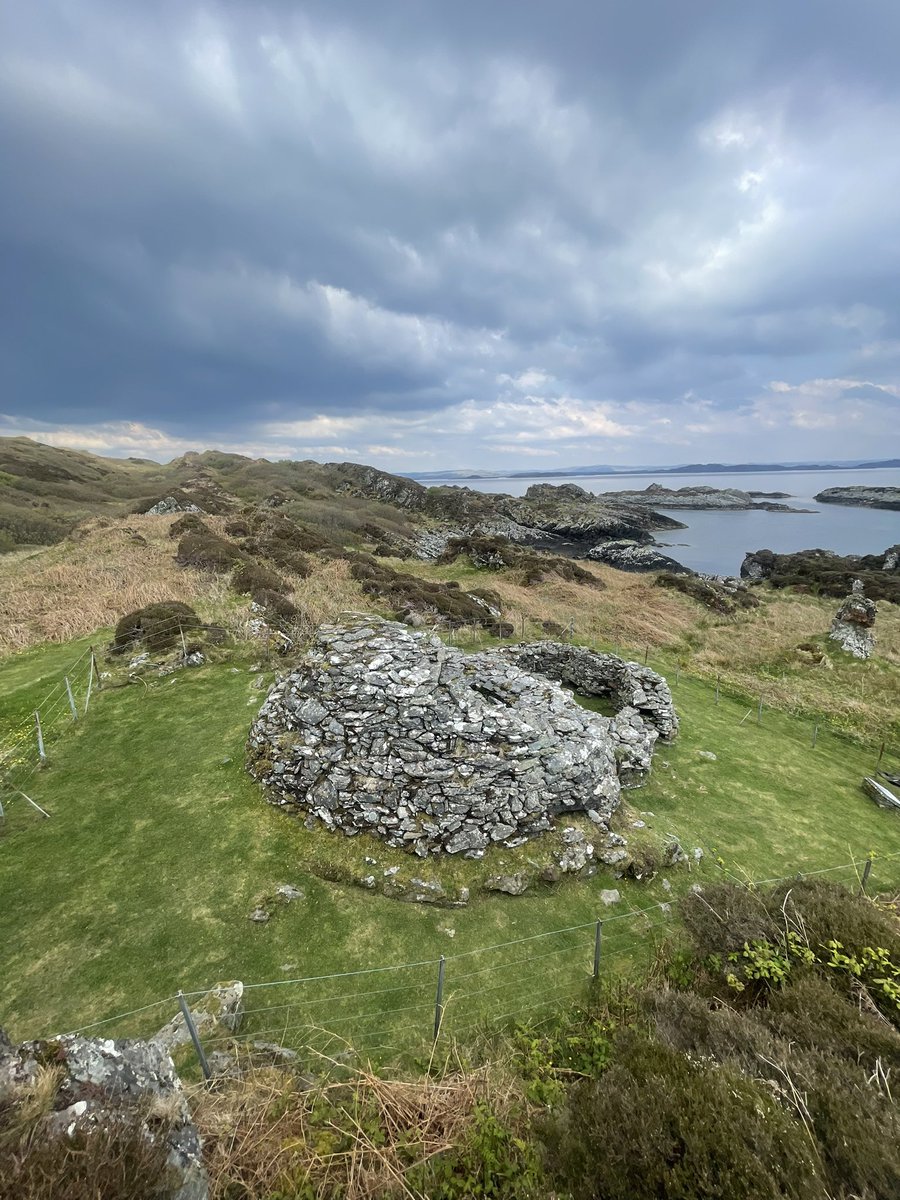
[0,607,301,818]
[56,853,900,1073]
[6,613,900,1065]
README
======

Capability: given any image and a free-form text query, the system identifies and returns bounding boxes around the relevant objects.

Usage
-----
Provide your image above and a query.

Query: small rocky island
[247,618,677,859]
[814,485,900,510]
[593,483,813,512]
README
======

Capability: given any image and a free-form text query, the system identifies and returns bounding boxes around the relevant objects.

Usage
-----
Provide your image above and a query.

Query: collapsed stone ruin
[247,619,677,857]
[829,578,876,660]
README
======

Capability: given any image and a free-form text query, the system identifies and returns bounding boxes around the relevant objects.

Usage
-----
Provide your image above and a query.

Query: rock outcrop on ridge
[740,545,900,602]
[247,619,677,857]
[829,579,877,659]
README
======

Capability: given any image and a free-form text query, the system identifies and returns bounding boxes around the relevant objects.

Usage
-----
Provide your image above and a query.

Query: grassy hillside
[1,623,897,1056]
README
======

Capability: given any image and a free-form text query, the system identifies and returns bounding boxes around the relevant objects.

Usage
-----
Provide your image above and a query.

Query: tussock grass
[194,1059,517,1200]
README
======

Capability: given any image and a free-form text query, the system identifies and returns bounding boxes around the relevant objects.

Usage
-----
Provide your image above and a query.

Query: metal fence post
[84,657,94,715]
[757,696,763,726]
[65,677,78,721]
[812,723,819,749]
[859,858,872,896]
[34,711,46,761]
[90,648,102,690]
[593,920,603,980]
[715,675,720,705]
[177,991,211,1080]
[433,956,446,1042]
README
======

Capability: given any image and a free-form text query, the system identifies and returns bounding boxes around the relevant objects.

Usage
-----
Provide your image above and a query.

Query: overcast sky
[2,1,900,470]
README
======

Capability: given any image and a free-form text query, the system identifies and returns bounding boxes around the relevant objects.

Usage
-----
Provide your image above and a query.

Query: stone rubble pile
[247,619,677,856]
[829,578,876,659]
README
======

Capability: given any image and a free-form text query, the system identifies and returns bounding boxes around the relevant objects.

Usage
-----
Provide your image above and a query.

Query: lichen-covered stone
[0,1028,207,1200]
[247,619,676,857]
[829,578,876,659]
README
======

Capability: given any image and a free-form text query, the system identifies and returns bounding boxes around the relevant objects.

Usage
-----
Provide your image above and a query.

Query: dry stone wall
[247,619,677,856]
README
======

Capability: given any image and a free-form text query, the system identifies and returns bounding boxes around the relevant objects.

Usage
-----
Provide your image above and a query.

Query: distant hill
[405,458,900,481]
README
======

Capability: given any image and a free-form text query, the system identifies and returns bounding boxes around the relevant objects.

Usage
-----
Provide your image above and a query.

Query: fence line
[55,850,898,1057]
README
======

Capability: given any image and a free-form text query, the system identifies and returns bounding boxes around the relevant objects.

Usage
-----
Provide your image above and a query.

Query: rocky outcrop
[146,495,205,515]
[586,539,691,574]
[151,981,244,1054]
[594,483,811,512]
[814,486,900,510]
[0,1027,207,1200]
[829,579,876,659]
[740,546,900,602]
[247,619,676,857]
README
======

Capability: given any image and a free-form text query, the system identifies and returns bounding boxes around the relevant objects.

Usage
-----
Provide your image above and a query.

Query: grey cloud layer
[1,1,899,466]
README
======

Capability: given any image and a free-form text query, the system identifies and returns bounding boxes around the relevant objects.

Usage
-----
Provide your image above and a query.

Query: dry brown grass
[397,556,704,652]
[0,516,370,657]
[193,1058,513,1200]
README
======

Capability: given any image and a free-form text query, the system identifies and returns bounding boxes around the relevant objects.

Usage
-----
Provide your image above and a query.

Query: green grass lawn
[1,635,898,1067]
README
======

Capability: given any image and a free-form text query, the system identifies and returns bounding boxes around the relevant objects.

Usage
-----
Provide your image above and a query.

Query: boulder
[247,619,677,858]
[829,579,876,659]
[151,982,244,1053]
[0,1027,207,1200]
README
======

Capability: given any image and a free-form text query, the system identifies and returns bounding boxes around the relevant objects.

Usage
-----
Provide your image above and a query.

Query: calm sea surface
[425,468,900,577]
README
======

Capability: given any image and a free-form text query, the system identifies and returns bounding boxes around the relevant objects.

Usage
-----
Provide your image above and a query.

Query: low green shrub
[546,1030,824,1200]
[167,513,208,539]
[252,589,298,619]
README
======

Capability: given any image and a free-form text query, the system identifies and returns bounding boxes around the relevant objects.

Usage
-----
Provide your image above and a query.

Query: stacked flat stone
[247,619,677,856]
[829,578,876,660]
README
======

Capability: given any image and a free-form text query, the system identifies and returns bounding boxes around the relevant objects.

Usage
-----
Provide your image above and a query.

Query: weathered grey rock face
[829,578,876,659]
[146,495,205,515]
[247,620,676,856]
[585,539,692,575]
[0,1028,207,1200]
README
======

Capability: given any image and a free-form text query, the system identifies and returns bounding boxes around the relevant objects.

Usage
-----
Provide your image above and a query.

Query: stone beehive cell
[247,619,677,857]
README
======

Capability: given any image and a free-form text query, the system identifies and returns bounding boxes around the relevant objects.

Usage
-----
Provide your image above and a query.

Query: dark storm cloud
[1,0,899,466]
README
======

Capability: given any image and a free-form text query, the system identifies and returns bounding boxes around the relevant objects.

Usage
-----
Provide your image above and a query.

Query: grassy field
[1,626,898,1068]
